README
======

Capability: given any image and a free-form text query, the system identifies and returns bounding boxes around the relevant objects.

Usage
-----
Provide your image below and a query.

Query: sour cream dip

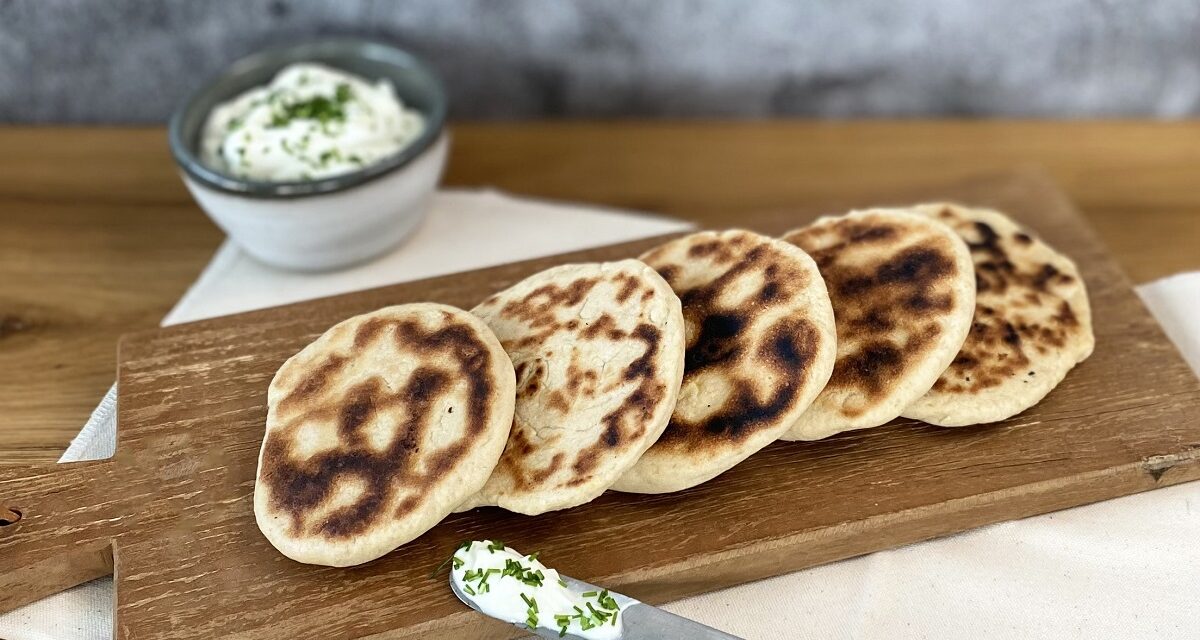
[200,62,425,182]
[451,540,624,639]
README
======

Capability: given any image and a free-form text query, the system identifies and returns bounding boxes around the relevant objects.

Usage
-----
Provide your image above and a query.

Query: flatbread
[254,303,515,566]
[614,230,837,493]
[902,203,1094,425]
[781,209,976,440]
[461,259,686,514]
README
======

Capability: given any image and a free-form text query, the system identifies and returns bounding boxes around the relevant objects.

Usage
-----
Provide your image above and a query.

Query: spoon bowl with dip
[169,38,448,271]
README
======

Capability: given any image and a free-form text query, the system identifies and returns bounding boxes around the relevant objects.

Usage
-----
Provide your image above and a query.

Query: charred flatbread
[902,203,1094,425]
[461,259,686,514]
[254,303,515,566]
[781,209,976,440]
[614,230,836,493]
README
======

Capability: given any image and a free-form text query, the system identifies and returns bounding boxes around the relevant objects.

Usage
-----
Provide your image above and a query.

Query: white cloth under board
[2,191,1197,640]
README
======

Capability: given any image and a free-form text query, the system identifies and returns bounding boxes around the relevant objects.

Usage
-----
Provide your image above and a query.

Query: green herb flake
[522,593,539,630]
[335,83,353,103]
[269,95,347,128]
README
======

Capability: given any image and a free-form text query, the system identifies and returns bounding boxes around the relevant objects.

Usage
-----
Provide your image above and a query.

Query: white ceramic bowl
[181,134,447,271]
[169,39,448,271]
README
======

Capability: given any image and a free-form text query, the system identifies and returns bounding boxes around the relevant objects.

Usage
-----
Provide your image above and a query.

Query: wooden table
[1,121,1198,464]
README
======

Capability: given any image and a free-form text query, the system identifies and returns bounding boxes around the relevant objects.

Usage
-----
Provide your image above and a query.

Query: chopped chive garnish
[558,578,567,588]
[463,584,476,596]
[522,592,539,630]
[581,590,597,597]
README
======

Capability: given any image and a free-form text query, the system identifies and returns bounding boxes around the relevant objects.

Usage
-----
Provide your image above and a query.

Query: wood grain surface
[2,122,1200,463]
[1,171,1198,639]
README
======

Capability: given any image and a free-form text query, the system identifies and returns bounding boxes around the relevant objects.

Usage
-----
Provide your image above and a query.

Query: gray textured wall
[2,0,1199,123]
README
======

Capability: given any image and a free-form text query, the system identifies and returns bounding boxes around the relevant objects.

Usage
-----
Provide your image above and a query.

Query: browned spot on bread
[276,354,349,414]
[687,239,737,263]
[546,390,570,413]
[571,324,665,475]
[787,219,964,417]
[655,264,680,286]
[847,223,896,243]
[564,362,601,398]
[262,317,497,540]
[1032,263,1060,290]
[646,233,821,452]
[1054,300,1078,327]
[478,263,680,499]
[530,453,565,484]
[581,314,622,340]
[515,359,546,398]
[925,206,1088,395]
[613,272,640,303]
[492,424,567,491]
[500,277,599,329]
[659,316,820,448]
[830,341,903,401]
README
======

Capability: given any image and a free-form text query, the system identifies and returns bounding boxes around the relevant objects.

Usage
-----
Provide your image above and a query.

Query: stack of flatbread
[253,203,1093,566]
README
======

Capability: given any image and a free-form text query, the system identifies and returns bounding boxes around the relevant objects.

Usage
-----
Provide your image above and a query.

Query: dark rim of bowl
[168,38,447,200]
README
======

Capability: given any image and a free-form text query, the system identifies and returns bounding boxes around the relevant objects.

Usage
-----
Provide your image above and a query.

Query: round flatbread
[780,209,976,440]
[460,259,686,515]
[254,303,515,566]
[613,230,837,493]
[902,203,1094,426]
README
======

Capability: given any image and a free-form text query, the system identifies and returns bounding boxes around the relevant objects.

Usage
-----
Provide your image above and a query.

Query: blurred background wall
[2,0,1198,123]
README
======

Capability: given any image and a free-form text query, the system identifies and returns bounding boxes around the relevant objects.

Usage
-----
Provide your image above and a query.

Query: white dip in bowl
[200,63,426,182]
[170,39,448,272]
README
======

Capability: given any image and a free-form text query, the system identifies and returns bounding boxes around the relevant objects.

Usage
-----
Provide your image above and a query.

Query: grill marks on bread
[468,260,686,513]
[787,216,964,419]
[924,204,1089,394]
[493,317,667,491]
[779,209,976,439]
[489,274,664,484]
[260,311,499,540]
[646,231,825,453]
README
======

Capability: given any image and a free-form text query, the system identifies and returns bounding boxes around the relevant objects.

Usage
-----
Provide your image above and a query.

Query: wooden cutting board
[2,171,1198,640]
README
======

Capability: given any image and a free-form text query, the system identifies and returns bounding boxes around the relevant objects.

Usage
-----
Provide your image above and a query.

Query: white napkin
[3,193,1197,640]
